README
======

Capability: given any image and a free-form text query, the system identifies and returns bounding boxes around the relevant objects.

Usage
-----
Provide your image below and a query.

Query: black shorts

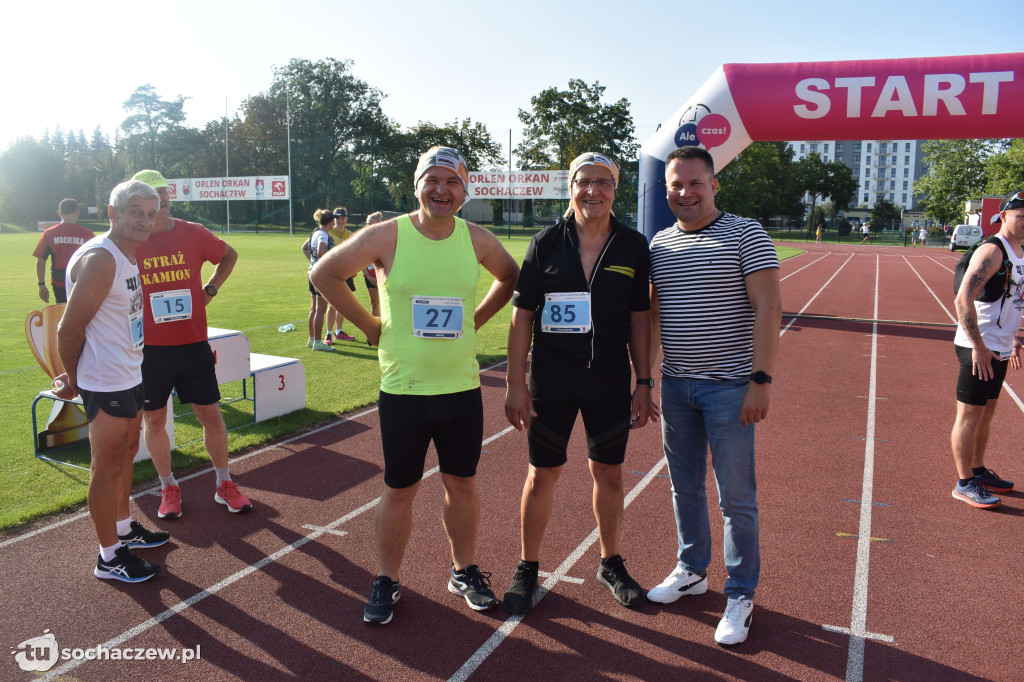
[363,275,377,290]
[142,342,221,408]
[955,344,1008,405]
[53,284,68,304]
[80,383,145,421]
[527,366,631,467]
[378,388,483,488]
[308,276,321,298]
[345,277,356,292]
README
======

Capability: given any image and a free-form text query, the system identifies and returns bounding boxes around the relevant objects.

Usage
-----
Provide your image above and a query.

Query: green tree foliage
[985,138,1024,197]
[793,152,858,229]
[914,139,991,225]
[267,58,389,220]
[121,84,188,169]
[516,80,638,219]
[716,142,801,224]
[0,138,64,222]
[377,119,504,213]
[870,197,902,230]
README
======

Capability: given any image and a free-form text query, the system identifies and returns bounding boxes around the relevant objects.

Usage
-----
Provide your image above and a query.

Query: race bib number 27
[411,296,464,339]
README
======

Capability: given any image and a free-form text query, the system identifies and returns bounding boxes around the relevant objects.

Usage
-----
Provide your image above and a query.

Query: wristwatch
[636,378,654,388]
[749,371,772,385]
[204,284,218,297]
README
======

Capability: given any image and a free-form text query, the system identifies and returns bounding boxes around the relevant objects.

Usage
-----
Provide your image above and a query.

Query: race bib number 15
[150,289,193,323]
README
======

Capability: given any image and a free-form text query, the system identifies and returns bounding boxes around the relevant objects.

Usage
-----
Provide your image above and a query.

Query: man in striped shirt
[646,146,781,647]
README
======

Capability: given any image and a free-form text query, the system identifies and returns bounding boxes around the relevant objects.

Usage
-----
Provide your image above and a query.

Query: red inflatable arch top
[638,52,1024,237]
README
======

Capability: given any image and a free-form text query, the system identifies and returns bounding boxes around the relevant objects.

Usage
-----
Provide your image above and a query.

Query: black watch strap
[635,378,654,388]
[749,371,772,385]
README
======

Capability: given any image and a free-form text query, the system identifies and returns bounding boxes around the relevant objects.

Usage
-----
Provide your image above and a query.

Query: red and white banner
[165,176,290,202]
[467,171,570,200]
[643,52,1024,172]
[640,52,1024,236]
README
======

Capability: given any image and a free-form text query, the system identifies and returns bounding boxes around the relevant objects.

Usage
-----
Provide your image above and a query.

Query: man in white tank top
[54,180,168,583]
[950,190,1024,509]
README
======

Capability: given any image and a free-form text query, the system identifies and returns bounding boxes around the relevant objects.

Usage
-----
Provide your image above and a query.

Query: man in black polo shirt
[502,152,654,614]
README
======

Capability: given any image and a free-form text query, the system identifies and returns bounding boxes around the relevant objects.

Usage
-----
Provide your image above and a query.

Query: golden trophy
[25,304,89,451]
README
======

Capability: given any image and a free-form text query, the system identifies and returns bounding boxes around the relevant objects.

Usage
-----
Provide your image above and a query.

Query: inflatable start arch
[638,52,1024,238]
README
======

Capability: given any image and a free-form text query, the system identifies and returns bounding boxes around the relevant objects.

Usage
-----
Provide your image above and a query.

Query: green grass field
[1,228,799,532]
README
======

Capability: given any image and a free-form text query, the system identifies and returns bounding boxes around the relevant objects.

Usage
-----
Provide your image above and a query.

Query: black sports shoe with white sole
[448,564,498,611]
[94,546,160,583]
[118,520,170,549]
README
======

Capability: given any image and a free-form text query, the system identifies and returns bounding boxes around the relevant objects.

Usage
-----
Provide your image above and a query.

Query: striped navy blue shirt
[650,212,778,380]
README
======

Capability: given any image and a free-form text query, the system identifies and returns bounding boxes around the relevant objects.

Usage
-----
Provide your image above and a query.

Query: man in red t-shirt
[33,198,94,303]
[132,169,251,519]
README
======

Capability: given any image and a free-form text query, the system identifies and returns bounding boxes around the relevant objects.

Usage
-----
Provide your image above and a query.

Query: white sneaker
[714,596,753,646]
[646,565,708,603]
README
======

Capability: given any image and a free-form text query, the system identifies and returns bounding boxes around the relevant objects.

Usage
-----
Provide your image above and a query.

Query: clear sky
[2,0,1020,164]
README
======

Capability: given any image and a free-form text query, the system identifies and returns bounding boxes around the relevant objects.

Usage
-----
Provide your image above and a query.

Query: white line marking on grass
[780,253,855,337]
[3,361,513,551]
[447,457,669,682]
[38,423,515,682]
[0,406,381,551]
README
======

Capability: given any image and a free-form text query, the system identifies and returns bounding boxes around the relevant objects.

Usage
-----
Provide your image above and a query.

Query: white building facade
[787,139,927,211]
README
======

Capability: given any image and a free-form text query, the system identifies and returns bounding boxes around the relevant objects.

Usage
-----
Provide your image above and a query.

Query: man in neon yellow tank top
[312,146,519,625]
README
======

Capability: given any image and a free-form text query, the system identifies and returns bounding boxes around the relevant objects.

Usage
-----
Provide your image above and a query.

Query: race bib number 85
[541,291,591,333]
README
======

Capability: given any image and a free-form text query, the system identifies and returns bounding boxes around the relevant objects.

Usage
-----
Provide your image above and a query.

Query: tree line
[9,57,1010,231]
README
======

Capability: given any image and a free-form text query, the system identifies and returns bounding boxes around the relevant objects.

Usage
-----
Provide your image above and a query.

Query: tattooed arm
[953,242,1002,381]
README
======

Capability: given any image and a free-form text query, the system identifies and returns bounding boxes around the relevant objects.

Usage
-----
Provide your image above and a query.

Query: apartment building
[787,139,927,211]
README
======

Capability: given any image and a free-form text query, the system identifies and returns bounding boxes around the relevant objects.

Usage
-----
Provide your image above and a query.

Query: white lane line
[901,255,956,323]
[842,253,892,682]
[3,361,512,551]
[0,405,380,551]
[448,458,668,682]
[780,251,832,281]
[780,253,855,337]
[39,423,516,682]
[302,524,348,537]
[538,570,584,585]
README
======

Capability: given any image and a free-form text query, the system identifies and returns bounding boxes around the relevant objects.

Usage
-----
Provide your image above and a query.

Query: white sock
[159,474,178,489]
[215,467,231,487]
[100,542,122,562]
[115,517,133,536]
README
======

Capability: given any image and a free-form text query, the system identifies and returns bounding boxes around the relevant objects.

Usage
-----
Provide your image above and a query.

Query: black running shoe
[502,560,539,615]
[118,520,170,549]
[364,575,401,625]
[597,555,646,608]
[448,564,498,611]
[94,546,160,583]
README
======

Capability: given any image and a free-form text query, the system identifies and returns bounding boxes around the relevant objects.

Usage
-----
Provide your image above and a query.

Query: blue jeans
[660,376,759,599]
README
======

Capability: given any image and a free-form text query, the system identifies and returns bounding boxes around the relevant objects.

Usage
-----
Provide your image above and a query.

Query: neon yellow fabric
[378,215,480,394]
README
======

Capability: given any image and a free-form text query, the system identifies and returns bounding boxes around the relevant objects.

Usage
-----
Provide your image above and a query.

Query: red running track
[1,242,1021,681]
